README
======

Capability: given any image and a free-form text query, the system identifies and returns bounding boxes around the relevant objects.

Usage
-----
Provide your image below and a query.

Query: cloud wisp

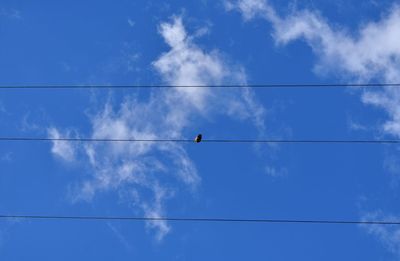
[0,8,21,20]
[362,212,400,256]
[48,128,78,163]
[226,0,400,137]
[226,0,400,255]
[49,16,265,241]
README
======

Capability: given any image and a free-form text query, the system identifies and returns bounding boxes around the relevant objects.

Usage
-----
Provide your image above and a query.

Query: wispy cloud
[0,218,24,250]
[50,15,266,240]
[226,0,400,253]
[226,0,400,138]
[127,18,135,27]
[1,152,13,162]
[48,128,78,162]
[224,0,278,22]
[153,16,266,131]
[361,212,400,256]
[0,8,22,20]
[107,222,133,251]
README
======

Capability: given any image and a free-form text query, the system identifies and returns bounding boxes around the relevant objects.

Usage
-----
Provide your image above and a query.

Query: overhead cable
[0,83,400,89]
[0,137,399,144]
[0,214,397,226]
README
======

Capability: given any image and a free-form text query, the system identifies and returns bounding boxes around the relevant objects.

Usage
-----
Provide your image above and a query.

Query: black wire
[0,83,400,89]
[0,214,397,225]
[0,137,399,144]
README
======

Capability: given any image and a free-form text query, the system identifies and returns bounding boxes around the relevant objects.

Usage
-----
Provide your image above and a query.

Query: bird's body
[194,134,202,143]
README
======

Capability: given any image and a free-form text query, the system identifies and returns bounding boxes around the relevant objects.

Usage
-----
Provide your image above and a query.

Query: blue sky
[1,0,400,260]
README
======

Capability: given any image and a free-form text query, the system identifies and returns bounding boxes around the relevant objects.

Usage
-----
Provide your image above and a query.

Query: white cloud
[265,166,287,177]
[50,16,266,240]
[362,212,400,256]
[227,0,400,138]
[20,112,41,132]
[228,0,400,79]
[0,8,21,20]
[362,87,400,137]
[0,218,24,250]
[1,152,13,162]
[348,118,369,132]
[227,0,400,254]
[48,128,77,162]
[271,7,400,83]
[224,0,278,22]
[107,222,133,251]
[153,16,266,130]
[127,19,135,27]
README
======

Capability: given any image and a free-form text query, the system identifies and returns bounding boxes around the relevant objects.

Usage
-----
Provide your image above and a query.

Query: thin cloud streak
[362,212,400,256]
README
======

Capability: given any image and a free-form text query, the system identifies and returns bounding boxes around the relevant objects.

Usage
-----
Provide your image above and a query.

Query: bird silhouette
[194,134,202,143]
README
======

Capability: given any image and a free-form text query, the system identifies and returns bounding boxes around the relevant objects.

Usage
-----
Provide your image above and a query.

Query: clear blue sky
[1,0,400,260]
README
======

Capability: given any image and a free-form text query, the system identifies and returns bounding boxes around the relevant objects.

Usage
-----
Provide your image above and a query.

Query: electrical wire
[0,137,399,144]
[0,83,400,89]
[0,214,397,225]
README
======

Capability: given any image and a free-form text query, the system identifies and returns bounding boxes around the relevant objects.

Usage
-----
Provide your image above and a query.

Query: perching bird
[194,134,202,143]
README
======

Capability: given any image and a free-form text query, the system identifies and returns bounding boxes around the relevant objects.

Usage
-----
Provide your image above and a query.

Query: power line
[0,83,400,89]
[0,137,400,144]
[0,214,397,226]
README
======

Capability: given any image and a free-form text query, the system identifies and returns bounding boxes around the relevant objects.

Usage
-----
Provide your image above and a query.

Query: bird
[194,134,202,143]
